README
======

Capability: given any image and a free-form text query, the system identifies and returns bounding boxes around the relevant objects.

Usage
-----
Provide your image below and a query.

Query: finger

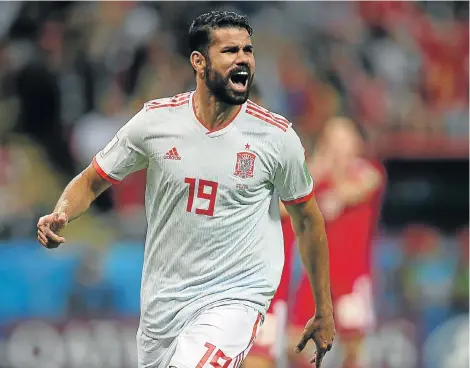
[313,336,328,350]
[38,229,59,249]
[40,226,65,244]
[312,349,326,368]
[310,350,317,364]
[42,226,65,243]
[37,214,54,228]
[37,234,48,247]
[37,230,48,245]
[40,224,62,240]
[51,214,68,232]
[37,228,49,244]
[37,217,47,228]
[295,334,310,354]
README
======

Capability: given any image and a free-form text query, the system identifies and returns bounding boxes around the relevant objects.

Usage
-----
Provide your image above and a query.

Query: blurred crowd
[0,1,468,242]
[0,2,468,367]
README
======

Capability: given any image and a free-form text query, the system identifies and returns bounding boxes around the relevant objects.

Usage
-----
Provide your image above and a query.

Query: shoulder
[242,100,303,159]
[123,92,191,143]
[143,92,191,112]
[244,100,291,133]
[134,92,191,131]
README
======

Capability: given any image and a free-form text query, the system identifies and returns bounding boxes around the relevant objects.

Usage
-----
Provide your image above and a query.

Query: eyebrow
[221,44,254,51]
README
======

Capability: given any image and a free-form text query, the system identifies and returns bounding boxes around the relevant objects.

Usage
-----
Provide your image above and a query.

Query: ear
[190,51,206,76]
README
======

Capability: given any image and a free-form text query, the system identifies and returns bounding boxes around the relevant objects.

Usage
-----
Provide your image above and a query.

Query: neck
[193,86,242,131]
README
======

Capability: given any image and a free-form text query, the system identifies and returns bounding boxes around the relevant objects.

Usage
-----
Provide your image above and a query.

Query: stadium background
[0,1,468,367]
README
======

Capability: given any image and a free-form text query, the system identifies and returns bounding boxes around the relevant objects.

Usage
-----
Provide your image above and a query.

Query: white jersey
[93,91,314,340]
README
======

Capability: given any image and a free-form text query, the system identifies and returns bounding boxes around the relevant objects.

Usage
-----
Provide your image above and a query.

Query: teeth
[236,71,248,76]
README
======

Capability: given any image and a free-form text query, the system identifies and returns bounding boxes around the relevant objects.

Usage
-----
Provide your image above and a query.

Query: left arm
[286,197,335,366]
[273,126,335,367]
[286,197,333,319]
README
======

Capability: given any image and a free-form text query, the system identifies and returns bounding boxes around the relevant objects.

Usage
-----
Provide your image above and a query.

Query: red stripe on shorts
[249,313,262,346]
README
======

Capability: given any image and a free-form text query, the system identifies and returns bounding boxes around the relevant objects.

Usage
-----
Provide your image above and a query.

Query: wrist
[315,305,333,317]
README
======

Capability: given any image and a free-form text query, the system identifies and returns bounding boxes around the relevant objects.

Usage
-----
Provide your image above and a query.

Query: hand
[37,212,68,249]
[317,191,343,221]
[295,315,335,367]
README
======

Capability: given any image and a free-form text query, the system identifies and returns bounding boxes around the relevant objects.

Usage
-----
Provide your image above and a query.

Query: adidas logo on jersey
[164,147,181,160]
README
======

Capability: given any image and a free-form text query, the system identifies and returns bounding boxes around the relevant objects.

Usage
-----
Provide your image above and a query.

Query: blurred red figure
[289,117,386,368]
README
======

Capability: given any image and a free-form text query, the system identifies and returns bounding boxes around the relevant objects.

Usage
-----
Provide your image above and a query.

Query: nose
[235,50,251,67]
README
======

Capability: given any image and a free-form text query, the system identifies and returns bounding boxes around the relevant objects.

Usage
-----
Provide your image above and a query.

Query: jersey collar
[189,91,247,138]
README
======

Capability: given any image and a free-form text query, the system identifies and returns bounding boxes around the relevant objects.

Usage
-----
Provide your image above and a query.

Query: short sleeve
[273,127,314,205]
[92,108,148,183]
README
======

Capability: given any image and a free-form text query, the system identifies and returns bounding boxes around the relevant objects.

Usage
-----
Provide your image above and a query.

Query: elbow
[293,214,325,238]
[82,165,112,199]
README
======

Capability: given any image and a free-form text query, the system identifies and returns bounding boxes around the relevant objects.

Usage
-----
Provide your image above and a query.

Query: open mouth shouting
[229,70,250,93]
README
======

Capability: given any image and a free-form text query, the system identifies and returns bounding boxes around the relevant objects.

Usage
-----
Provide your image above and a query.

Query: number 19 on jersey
[185,177,218,217]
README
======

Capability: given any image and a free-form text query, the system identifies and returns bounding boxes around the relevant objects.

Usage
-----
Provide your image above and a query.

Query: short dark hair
[188,10,253,56]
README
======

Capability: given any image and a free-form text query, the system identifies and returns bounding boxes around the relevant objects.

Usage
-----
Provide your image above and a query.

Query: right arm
[37,107,149,248]
[37,164,112,248]
[54,164,111,222]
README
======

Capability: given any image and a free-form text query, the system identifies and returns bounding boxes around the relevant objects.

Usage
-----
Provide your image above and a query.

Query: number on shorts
[197,342,232,368]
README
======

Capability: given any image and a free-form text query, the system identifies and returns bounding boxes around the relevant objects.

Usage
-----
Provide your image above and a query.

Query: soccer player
[289,117,385,368]
[36,11,335,368]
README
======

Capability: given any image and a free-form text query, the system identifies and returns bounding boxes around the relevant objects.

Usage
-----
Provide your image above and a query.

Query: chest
[145,128,277,206]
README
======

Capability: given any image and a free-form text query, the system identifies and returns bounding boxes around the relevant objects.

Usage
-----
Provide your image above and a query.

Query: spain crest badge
[234,151,256,179]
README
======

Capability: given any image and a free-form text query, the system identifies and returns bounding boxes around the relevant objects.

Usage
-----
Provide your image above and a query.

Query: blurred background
[0,1,468,368]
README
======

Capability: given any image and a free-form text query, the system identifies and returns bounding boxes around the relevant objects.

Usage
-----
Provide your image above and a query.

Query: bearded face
[204,57,254,105]
[200,27,256,105]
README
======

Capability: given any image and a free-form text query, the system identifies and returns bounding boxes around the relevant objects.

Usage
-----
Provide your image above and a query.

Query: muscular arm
[53,164,111,222]
[37,164,112,247]
[286,196,333,316]
[38,107,148,248]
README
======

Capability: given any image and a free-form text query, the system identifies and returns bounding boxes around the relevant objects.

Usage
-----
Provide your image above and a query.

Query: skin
[242,355,274,368]
[190,27,255,131]
[36,165,110,248]
[285,197,335,367]
[37,25,335,367]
